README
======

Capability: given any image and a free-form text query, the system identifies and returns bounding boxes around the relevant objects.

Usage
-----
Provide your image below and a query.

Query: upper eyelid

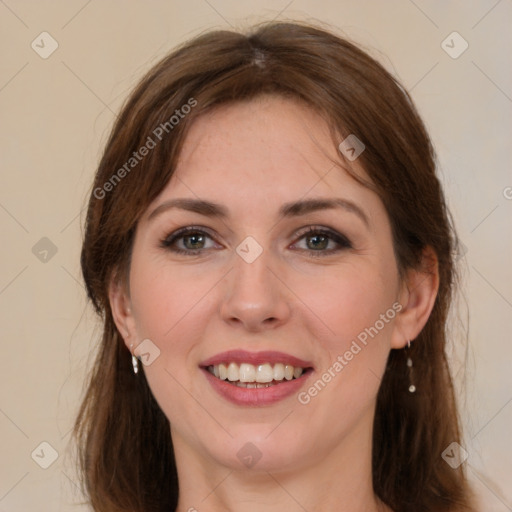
[162,226,220,247]
[164,225,216,239]
[162,225,351,250]
[163,225,344,240]
[291,227,351,249]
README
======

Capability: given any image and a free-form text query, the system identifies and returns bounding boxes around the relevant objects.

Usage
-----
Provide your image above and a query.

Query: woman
[75,21,477,511]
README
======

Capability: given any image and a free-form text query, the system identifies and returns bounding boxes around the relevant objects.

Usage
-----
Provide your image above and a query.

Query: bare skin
[110,95,438,512]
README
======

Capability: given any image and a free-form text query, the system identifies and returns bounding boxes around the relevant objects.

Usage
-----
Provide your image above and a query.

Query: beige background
[1,1,511,510]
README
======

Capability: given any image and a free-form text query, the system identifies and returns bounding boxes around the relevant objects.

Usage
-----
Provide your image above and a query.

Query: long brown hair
[75,21,476,511]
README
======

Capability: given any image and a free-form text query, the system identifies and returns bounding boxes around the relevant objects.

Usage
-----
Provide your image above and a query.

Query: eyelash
[293,226,352,257]
[160,225,352,257]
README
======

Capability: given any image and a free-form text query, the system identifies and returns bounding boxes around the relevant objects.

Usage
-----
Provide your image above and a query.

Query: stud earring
[406,340,416,393]
[130,344,139,375]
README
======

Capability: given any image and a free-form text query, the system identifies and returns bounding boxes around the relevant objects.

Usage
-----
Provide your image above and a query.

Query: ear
[109,274,137,350]
[391,246,439,349]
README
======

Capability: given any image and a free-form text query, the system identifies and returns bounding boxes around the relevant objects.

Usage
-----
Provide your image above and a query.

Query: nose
[220,249,292,332]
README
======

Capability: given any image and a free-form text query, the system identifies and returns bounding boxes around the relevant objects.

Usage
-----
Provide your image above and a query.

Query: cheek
[290,262,397,348]
[291,262,398,413]
[129,255,219,342]
[128,259,219,425]
[291,270,396,431]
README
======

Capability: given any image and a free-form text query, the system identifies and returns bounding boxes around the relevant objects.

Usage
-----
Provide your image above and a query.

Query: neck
[173,406,392,512]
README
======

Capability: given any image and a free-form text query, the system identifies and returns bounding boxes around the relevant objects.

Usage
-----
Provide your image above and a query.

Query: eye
[160,226,221,255]
[290,226,352,256]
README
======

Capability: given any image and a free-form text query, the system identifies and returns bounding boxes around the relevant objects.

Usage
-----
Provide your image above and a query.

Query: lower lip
[201,368,312,406]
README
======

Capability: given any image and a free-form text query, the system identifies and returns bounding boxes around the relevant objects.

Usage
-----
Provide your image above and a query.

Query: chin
[205,428,314,473]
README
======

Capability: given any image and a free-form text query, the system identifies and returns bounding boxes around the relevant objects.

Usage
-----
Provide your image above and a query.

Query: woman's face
[116,95,410,473]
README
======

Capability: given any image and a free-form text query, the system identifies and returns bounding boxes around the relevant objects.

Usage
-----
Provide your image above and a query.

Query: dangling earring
[406,340,416,393]
[130,344,139,374]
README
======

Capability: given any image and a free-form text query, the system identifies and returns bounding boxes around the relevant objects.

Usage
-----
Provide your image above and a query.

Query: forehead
[146,95,383,222]
[175,96,340,188]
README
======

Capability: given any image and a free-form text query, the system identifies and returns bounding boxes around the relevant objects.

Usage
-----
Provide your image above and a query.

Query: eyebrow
[147,197,369,227]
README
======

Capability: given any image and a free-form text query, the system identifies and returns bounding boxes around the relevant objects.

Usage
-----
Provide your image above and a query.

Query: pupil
[307,234,328,250]
[185,234,204,249]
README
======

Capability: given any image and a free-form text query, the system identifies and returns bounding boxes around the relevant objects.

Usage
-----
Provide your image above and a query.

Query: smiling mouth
[206,362,312,388]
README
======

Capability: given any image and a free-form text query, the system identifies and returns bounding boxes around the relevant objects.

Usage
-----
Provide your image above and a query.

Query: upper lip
[200,350,313,369]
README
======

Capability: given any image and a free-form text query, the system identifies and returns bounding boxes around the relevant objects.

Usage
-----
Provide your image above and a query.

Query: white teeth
[284,364,294,381]
[207,362,307,384]
[256,363,274,383]
[239,363,256,382]
[227,362,238,381]
[273,363,285,381]
[235,381,273,388]
[218,363,228,380]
